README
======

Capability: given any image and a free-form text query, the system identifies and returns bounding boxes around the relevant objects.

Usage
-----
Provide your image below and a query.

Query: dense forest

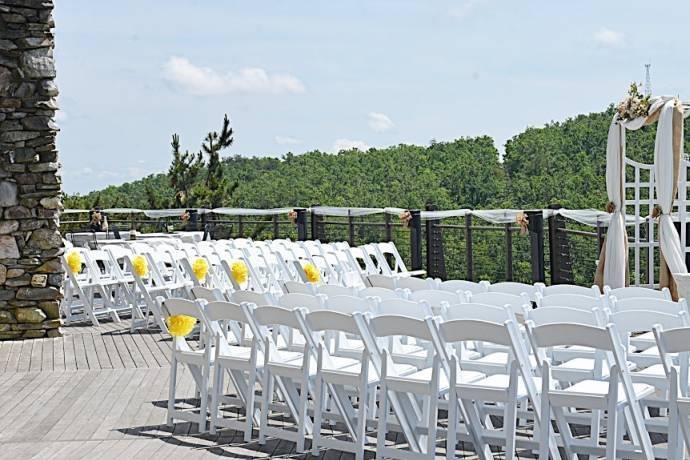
[65,105,686,212]
[62,105,690,284]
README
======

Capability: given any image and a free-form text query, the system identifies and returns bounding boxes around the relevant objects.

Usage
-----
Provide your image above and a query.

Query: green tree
[168,133,203,208]
[193,114,236,208]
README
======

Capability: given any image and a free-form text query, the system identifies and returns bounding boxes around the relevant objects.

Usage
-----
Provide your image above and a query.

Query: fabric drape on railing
[102,208,144,214]
[311,206,385,217]
[212,207,293,216]
[471,209,525,225]
[421,209,470,220]
[143,208,210,218]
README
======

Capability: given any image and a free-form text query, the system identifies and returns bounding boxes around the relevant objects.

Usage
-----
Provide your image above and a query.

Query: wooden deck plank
[139,332,168,367]
[101,333,125,369]
[89,332,114,369]
[131,333,159,368]
[16,339,33,372]
[72,333,89,370]
[82,332,101,369]
[121,332,148,368]
[29,337,43,372]
[0,371,56,436]
[42,337,54,372]
[53,336,65,372]
[111,333,136,368]
[0,340,12,372]
[62,333,77,371]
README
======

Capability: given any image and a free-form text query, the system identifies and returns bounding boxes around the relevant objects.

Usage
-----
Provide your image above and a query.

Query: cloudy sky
[54,0,690,194]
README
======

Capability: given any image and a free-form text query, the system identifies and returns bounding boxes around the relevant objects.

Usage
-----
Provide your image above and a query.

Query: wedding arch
[595,86,690,298]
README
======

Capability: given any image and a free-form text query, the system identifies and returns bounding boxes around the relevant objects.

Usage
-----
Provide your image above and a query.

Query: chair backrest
[611,297,687,315]
[653,325,690,391]
[374,298,432,319]
[537,293,604,311]
[396,276,433,292]
[325,294,371,315]
[375,241,408,274]
[230,290,273,306]
[606,286,671,301]
[278,292,324,312]
[365,274,396,289]
[368,314,434,341]
[282,280,314,295]
[409,289,462,313]
[540,284,600,298]
[608,309,687,336]
[467,291,530,316]
[438,319,512,347]
[526,306,601,327]
[192,286,225,302]
[439,279,488,295]
[162,297,202,319]
[487,281,539,299]
[306,310,360,335]
[253,305,302,329]
[442,302,511,323]
[204,300,247,323]
[358,286,399,301]
[317,284,357,297]
[530,323,613,351]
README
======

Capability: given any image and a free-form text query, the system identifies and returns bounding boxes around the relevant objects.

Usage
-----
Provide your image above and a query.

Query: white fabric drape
[654,100,687,277]
[602,121,628,289]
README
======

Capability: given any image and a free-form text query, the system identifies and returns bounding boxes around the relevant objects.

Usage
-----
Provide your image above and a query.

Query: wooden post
[238,215,244,238]
[547,204,574,285]
[465,214,474,281]
[425,204,446,279]
[505,223,513,281]
[295,208,308,241]
[527,210,545,283]
[410,210,423,272]
[273,214,279,239]
[384,212,393,242]
[348,211,355,246]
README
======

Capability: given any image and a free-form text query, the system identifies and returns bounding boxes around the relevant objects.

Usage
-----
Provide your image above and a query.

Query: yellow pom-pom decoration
[166,314,196,337]
[231,261,248,285]
[192,257,209,281]
[132,255,148,278]
[304,263,321,283]
[66,250,83,274]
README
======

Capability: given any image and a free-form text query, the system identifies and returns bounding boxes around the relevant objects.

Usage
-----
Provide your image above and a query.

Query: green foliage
[168,133,203,207]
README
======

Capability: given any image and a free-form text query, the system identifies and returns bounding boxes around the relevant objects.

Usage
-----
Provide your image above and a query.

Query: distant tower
[644,62,652,96]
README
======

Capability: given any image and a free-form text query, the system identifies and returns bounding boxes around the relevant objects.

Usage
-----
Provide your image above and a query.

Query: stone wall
[0,0,62,339]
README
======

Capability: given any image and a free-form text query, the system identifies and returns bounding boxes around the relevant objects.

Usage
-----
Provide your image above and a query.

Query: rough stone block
[14,306,46,323]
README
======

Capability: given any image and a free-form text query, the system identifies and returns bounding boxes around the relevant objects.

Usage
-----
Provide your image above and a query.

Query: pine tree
[200,114,235,208]
[168,133,203,207]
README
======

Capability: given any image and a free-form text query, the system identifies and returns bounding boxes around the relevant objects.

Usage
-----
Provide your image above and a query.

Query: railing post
[273,214,279,239]
[425,204,446,279]
[527,210,545,283]
[348,211,355,246]
[465,214,474,281]
[547,204,574,284]
[295,208,308,241]
[310,204,324,241]
[410,209,423,272]
[384,212,393,242]
[504,223,513,281]
[238,215,244,238]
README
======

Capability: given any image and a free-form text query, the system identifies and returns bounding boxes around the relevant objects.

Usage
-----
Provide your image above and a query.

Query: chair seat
[386,366,483,394]
[457,374,538,402]
[323,361,417,385]
[550,380,655,410]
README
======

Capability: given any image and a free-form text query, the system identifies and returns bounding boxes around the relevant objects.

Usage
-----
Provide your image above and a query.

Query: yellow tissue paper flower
[231,260,248,285]
[303,263,321,283]
[66,250,83,274]
[132,255,148,277]
[167,314,196,337]
[192,257,209,281]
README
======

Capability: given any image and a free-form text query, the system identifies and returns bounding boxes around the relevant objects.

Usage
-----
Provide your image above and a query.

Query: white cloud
[163,56,306,96]
[368,112,395,132]
[333,138,370,152]
[593,27,625,47]
[275,136,303,145]
[448,0,487,20]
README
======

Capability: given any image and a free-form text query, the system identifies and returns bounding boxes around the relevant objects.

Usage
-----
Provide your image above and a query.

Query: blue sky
[54,0,690,194]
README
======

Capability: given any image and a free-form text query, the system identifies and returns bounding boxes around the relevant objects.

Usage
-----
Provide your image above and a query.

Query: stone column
[0,0,62,339]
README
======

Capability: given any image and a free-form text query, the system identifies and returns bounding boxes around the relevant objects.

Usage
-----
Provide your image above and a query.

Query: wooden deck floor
[0,319,512,459]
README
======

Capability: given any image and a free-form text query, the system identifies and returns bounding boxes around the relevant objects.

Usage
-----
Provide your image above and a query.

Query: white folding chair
[534,323,655,459]
[396,276,436,292]
[365,273,397,290]
[409,289,464,315]
[161,297,211,432]
[488,281,542,302]
[439,279,489,296]
[539,283,601,298]
[316,284,358,298]
[605,285,672,301]
[281,280,315,295]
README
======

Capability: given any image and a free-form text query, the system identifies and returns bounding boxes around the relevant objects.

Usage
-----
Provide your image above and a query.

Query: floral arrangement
[180,211,190,222]
[90,210,102,227]
[288,210,298,224]
[166,314,196,337]
[192,257,209,281]
[66,250,83,274]
[399,210,412,228]
[303,263,321,283]
[516,212,529,236]
[617,82,651,121]
[132,255,148,277]
[230,260,249,285]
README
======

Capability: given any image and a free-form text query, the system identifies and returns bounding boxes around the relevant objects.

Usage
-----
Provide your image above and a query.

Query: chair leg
[312,376,324,457]
[539,369,552,460]
[259,370,272,445]
[296,379,309,453]
[245,366,257,442]
[426,393,438,459]
[446,388,457,460]
[589,409,601,460]
[606,405,619,460]
[376,383,389,459]
[210,364,223,435]
[504,400,517,460]
[198,364,209,433]
[167,356,177,427]
[355,382,368,460]
[668,403,679,460]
